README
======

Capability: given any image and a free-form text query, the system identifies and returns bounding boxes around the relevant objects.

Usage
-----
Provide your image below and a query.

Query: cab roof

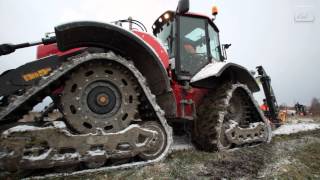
[152,10,219,36]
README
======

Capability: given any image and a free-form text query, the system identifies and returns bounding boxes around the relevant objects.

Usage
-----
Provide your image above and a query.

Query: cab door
[175,15,211,81]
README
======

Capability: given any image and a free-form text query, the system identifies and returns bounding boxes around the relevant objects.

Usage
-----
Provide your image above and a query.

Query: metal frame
[257,66,280,125]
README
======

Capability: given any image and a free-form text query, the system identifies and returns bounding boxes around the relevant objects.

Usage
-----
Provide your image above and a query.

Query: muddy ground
[48,129,320,180]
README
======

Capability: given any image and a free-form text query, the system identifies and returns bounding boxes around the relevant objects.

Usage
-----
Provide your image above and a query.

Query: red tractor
[0,0,274,176]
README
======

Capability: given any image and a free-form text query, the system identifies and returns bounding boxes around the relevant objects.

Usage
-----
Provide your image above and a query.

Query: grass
[295,142,320,176]
[313,116,320,122]
[103,151,217,179]
[271,142,320,179]
[261,130,320,179]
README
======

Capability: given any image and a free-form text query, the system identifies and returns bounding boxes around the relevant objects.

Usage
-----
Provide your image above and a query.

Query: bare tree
[309,98,320,116]
[279,103,287,110]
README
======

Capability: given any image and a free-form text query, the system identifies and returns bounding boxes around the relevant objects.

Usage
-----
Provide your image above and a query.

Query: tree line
[310,97,320,116]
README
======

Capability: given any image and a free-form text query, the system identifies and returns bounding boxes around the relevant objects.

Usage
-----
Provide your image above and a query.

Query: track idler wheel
[138,121,167,160]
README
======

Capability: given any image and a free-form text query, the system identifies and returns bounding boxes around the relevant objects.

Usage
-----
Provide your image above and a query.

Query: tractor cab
[152,1,223,81]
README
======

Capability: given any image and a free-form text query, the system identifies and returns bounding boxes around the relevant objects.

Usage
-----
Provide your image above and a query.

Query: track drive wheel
[61,61,140,134]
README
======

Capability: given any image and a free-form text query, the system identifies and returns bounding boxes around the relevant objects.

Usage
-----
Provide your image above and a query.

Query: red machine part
[134,30,208,118]
[171,81,208,117]
[133,31,170,69]
[36,30,206,119]
[37,44,83,95]
[37,43,82,59]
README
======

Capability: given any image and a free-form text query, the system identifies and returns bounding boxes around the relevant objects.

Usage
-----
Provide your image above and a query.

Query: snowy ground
[273,118,320,135]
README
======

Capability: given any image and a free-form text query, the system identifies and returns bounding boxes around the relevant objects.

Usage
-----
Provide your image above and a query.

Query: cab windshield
[179,16,209,75]
[154,14,222,78]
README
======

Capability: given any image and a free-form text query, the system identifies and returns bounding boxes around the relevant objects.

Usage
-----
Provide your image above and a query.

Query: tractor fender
[54,21,176,117]
[190,62,260,92]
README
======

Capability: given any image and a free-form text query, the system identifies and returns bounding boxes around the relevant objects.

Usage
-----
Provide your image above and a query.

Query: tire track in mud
[198,130,320,179]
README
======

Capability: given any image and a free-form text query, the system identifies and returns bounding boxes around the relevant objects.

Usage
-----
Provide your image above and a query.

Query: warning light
[212,6,218,16]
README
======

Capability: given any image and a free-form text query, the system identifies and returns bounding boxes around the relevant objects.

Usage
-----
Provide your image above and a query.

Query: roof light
[212,6,218,16]
[158,17,163,23]
[164,13,170,20]
[152,25,156,29]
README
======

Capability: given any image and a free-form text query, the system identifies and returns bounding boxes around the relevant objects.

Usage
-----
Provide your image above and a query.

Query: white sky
[0,0,319,106]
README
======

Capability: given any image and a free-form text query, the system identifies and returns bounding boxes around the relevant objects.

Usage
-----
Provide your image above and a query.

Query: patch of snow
[99,124,154,136]
[228,120,238,129]
[273,122,320,135]
[23,149,52,161]
[191,62,227,83]
[0,152,6,159]
[2,125,44,137]
[0,151,14,158]
[52,152,80,161]
[52,121,67,129]
[32,96,53,112]
[249,122,263,128]
[87,149,106,156]
[290,118,314,124]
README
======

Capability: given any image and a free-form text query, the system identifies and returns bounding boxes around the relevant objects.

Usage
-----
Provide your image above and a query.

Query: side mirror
[176,0,189,14]
[250,70,256,76]
[221,44,231,61]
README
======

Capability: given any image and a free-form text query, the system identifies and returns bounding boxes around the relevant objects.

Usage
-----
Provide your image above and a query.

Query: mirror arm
[221,44,231,61]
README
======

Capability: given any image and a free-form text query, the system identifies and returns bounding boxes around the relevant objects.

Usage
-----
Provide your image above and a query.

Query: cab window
[179,16,209,75]
[208,25,221,61]
[156,23,174,56]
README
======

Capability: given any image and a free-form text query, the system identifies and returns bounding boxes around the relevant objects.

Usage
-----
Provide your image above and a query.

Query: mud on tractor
[0,0,275,176]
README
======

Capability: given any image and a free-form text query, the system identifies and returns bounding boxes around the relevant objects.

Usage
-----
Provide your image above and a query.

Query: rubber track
[0,52,173,174]
[194,83,272,151]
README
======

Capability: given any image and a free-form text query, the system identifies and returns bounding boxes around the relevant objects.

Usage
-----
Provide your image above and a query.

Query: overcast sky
[0,0,319,106]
